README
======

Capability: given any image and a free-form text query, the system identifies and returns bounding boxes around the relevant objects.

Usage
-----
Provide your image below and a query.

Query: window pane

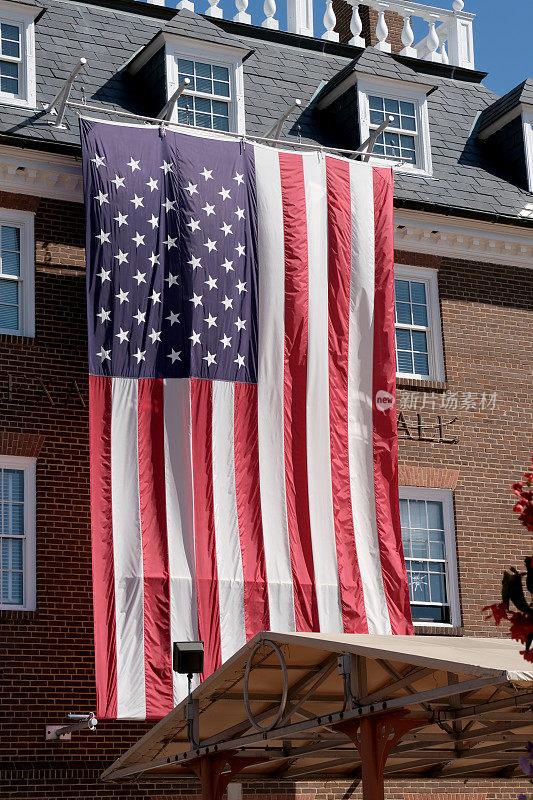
[3,469,24,501]
[429,538,445,559]
[394,279,410,302]
[412,304,428,327]
[213,115,229,132]
[411,529,428,559]
[2,569,23,604]
[409,500,426,529]
[410,281,426,304]
[196,77,212,94]
[429,565,447,605]
[195,96,211,113]
[399,498,409,528]
[408,563,430,602]
[1,537,23,604]
[400,100,415,117]
[427,501,444,530]
[395,328,411,350]
[195,61,212,78]
[411,330,428,352]
[411,604,450,624]
[413,352,429,375]
[401,116,416,132]
[0,60,18,94]
[396,350,413,373]
[212,65,229,81]
[370,108,384,125]
[0,278,18,304]
[177,59,194,75]
[384,98,399,114]
[196,113,212,129]
[2,502,24,535]
[395,302,412,325]
[213,80,230,98]
[369,95,383,110]
[1,23,20,59]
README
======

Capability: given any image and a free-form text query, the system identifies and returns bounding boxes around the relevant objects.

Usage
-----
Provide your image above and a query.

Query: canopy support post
[191,753,264,800]
[335,712,426,800]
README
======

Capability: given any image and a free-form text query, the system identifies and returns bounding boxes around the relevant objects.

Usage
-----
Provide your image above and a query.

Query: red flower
[483,602,509,625]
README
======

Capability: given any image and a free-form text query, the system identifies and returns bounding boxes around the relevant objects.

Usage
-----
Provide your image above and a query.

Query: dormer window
[368,95,417,165]
[0,2,38,109]
[176,58,232,132]
[165,39,246,135]
[357,77,432,175]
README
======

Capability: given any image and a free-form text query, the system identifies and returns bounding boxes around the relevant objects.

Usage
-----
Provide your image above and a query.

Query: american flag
[81,117,412,722]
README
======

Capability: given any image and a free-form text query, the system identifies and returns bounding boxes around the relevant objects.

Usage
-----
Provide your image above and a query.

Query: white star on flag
[95,191,109,206]
[97,307,111,323]
[127,157,141,172]
[133,309,146,324]
[132,232,146,247]
[91,153,106,167]
[148,328,161,344]
[96,230,111,244]
[116,328,129,343]
[116,289,129,304]
[166,311,180,325]
[220,334,232,348]
[97,346,111,361]
[189,330,201,345]
[114,212,128,227]
[219,187,231,201]
[203,352,216,366]
[167,349,182,363]
[111,174,125,189]
[133,348,146,363]
[200,167,213,181]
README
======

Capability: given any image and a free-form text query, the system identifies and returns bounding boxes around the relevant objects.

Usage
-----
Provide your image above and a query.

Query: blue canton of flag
[81,118,258,383]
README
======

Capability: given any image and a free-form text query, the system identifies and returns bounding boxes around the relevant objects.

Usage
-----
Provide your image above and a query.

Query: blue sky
[140,0,531,98]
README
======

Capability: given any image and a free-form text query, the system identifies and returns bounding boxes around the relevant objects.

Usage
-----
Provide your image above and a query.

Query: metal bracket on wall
[42,58,88,129]
[45,712,98,741]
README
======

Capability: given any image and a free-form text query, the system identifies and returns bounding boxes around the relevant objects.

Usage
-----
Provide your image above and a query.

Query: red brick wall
[1,194,532,797]
[333,1,405,51]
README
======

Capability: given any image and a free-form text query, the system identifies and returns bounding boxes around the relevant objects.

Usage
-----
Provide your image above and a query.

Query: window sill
[397,377,446,392]
[414,624,463,636]
[0,333,35,346]
[0,96,35,110]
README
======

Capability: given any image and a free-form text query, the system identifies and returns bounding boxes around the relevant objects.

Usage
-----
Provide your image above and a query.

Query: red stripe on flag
[233,382,270,638]
[137,378,174,718]
[372,167,413,635]
[325,156,368,634]
[89,375,117,719]
[278,151,319,632]
[190,378,222,677]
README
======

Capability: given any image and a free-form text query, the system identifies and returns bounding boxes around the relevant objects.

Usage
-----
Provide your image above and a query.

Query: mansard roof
[0,0,531,224]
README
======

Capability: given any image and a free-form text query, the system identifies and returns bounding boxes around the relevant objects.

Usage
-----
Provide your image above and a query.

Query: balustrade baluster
[234,0,251,24]
[347,1,365,47]
[425,18,441,61]
[205,0,223,17]
[321,0,339,42]
[439,39,449,64]
[262,0,279,28]
[176,0,194,9]
[400,13,416,57]
[374,8,391,53]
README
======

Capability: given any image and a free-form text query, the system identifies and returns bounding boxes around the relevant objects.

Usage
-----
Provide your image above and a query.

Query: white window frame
[165,37,246,135]
[0,207,35,337]
[394,264,444,382]
[357,76,432,175]
[399,487,461,629]
[522,109,533,193]
[0,0,37,109]
[0,455,36,611]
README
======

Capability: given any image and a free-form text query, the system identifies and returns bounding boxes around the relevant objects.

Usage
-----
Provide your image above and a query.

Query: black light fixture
[173,641,204,676]
[173,641,204,747]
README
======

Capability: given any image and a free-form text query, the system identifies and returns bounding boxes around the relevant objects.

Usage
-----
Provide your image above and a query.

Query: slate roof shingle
[0,0,531,223]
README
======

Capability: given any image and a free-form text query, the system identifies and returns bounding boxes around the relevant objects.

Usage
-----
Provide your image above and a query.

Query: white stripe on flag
[163,378,199,706]
[347,161,391,635]
[303,152,343,632]
[211,381,246,662]
[254,144,296,633]
[111,377,147,719]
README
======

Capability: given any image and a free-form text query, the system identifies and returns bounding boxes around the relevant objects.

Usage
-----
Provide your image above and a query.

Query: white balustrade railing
[144,0,475,70]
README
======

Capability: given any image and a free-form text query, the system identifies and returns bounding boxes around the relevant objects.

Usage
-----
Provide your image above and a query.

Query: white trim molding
[399,486,461,629]
[0,454,36,611]
[0,145,83,202]
[522,108,533,194]
[0,206,34,337]
[394,208,533,268]
[165,36,246,135]
[0,0,39,110]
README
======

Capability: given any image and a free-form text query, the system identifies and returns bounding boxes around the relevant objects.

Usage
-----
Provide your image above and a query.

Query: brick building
[1,0,532,797]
